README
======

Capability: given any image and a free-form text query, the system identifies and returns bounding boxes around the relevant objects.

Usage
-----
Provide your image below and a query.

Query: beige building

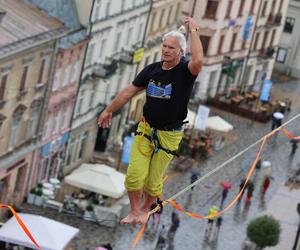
[181,0,289,101]
[128,0,183,123]
[0,0,67,208]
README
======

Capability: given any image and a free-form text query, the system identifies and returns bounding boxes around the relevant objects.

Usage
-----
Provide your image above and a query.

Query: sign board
[194,105,210,130]
[121,136,134,164]
[260,79,272,102]
[132,48,144,64]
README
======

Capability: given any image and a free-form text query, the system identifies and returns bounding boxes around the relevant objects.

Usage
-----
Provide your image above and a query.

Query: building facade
[0,0,67,208]
[27,0,89,183]
[275,0,300,78]
[182,0,289,101]
[64,0,151,174]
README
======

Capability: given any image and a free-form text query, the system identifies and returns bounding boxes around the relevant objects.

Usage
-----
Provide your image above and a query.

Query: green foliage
[86,204,94,211]
[35,189,43,196]
[30,188,36,194]
[247,215,281,249]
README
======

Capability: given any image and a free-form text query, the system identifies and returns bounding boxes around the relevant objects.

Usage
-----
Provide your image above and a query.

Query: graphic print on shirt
[146,79,172,99]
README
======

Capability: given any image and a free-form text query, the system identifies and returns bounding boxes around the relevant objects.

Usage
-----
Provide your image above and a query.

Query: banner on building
[121,136,134,164]
[195,105,210,130]
[242,16,253,41]
[260,79,273,102]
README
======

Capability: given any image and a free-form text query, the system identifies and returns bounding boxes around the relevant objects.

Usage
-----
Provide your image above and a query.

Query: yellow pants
[124,120,183,196]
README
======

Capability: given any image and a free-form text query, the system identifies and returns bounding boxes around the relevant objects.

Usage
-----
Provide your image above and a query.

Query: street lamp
[292,203,300,250]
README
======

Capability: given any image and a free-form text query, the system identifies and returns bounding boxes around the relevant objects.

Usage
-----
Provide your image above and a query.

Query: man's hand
[184,16,199,33]
[97,110,112,128]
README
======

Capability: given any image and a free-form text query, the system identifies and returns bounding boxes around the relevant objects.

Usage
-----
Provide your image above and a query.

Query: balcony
[267,13,282,26]
[259,47,275,59]
[92,60,118,78]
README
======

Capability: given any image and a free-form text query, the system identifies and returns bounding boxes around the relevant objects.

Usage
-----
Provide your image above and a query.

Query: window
[88,88,95,108]
[175,2,181,20]
[75,90,85,116]
[62,106,71,129]
[105,1,111,16]
[218,35,224,54]
[0,74,8,101]
[250,0,256,14]
[121,0,126,11]
[137,23,143,42]
[253,32,260,50]
[72,61,80,83]
[126,27,133,45]
[261,1,268,17]
[225,1,233,18]
[167,6,173,25]
[63,65,71,87]
[200,35,211,55]
[159,9,165,28]
[276,47,287,63]
[9,116,21,149]
[86,43,95,65]
[150,12,156,32]
[77,132,88,159]
[38,58,46,83]
[284,17,295,33]
[204,0,219,19]
[99,38,107,59]
[44,115,53,138]
[261,31,269,49]
[238,0,245,16]
[26,108,39,139]
[270,30,276,47]
[52,69,61,91]
[231,33,237,51]
[113,32,122,52]
[20,65,29,92]
[93,1,101,21]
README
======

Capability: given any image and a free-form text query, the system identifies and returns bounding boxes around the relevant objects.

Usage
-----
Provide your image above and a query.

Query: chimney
[0,11,6,23]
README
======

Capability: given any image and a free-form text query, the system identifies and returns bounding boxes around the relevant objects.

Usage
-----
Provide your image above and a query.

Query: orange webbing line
[0,204,41,249]
[132,127,299,248]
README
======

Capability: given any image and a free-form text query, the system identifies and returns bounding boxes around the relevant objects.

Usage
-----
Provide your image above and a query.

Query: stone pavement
[17,78,300,250]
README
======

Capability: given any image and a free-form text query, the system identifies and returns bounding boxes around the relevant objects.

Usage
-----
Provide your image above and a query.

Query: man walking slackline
[97,16,203,225]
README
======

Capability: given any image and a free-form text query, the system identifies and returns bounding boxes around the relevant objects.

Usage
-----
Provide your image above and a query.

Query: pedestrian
[238,178,248,201]
[290,139,299,155]
[271,111,284,131]
[245,181,254,204]
[220,181,231,209]
[261,176,272,194]
[205,205,219,236]
[190,172,198,191]
[169,211,180,236]
[156,224,168,249]
[214,216,223,236]
[97,16,203,225]
[150,197,163,233]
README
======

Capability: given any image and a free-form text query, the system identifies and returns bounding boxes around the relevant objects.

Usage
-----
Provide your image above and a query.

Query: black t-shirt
[132,58,197,128]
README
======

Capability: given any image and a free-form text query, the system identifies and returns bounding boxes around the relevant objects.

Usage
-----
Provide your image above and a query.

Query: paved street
[21,78,300,250]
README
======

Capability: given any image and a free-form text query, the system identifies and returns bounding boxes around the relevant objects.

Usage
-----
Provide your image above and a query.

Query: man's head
[162,31,187,63]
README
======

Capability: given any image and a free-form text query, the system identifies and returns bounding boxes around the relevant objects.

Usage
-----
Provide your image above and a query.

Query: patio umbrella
[0,213,79,250]
[64,163,126,199]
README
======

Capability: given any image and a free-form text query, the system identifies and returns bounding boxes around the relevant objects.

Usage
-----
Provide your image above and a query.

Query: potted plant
[34,189,44,206]
[27,188,36,204]
[83,204,94,221]
[246,215,281,250]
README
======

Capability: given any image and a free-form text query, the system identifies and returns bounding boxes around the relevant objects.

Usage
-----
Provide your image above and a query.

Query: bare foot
[136,209,149,225]
[120,211,139,224]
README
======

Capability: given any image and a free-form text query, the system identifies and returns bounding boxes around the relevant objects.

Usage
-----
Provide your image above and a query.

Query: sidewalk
[265,183,300,250]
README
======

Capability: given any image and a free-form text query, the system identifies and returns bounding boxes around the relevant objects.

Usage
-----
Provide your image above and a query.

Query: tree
[247,215,281,250]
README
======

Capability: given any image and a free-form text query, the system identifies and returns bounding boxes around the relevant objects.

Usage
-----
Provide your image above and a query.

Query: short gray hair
[163,30,187,55]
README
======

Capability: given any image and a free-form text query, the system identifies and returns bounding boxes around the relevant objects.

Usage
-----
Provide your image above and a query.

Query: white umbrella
[205,116,233,133]
[273,112,284,119]
[0,213,79,250]
[64,163,126,199]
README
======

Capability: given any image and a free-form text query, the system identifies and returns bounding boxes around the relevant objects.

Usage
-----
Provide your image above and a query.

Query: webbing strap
[135,131,179,157]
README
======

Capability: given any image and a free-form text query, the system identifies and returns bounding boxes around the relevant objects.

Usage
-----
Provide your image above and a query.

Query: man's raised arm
[185,16,204,76]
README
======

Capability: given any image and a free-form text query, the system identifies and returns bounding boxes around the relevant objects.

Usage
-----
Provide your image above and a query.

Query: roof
[0,0,68,58]
[27,0,87,49]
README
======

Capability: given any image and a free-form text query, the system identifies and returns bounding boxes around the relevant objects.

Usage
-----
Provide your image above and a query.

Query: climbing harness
[136,117,186,157]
